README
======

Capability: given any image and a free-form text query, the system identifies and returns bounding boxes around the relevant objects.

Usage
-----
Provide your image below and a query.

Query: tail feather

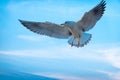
[80,32,92,47]
[68,32,92,47]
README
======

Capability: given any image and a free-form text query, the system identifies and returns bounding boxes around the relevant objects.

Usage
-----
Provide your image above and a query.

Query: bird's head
[61,21,76,28]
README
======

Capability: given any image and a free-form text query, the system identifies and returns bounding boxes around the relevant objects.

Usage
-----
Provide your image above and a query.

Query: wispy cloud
[0,44,102,59]
[98,70,120,80]
[32,72,108,80]
[97,47,120,69]
[33,73,86,80]
[0,44,120,63]
[18,35,43,41]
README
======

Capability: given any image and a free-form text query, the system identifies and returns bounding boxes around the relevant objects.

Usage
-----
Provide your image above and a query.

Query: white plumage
[19,0,106,47]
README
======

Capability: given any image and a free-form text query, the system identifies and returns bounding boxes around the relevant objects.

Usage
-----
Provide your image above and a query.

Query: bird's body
[19,0,106,47]
[61,21,92,47]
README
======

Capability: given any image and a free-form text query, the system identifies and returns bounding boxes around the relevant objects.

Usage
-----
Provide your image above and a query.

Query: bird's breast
[68,26,80,38]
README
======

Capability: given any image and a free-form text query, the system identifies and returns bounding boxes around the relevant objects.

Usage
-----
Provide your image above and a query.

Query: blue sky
[0,0,120,80]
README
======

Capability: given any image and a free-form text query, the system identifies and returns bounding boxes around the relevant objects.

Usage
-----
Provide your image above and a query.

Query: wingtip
[18,19,26,26]
[18,19,23,23]
[100,0,106,5]
[18,19,26,25]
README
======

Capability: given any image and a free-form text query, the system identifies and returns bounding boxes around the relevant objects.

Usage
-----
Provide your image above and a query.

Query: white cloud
[97,47,120,69]
[33,73,85,80]
[17,35,55,43]
[18,35,42,41]
[0,44,101,60]
[0,43,120,69]
[0,50,60,59]
[98,70,120,80]
[0,44,120,62]
[32,72,107,80]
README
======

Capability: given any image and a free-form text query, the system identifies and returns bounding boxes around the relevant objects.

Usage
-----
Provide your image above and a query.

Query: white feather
[80,32,91,46]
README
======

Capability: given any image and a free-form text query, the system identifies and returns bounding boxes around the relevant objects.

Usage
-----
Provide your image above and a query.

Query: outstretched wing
[19,20,71,39]
[77,0,106,31]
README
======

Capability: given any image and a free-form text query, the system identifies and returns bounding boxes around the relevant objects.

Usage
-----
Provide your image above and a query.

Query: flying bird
[19,0,106,47]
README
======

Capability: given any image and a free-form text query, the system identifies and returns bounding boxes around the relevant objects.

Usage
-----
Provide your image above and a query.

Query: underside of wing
[19,20,71,39]
[77,0,106,31]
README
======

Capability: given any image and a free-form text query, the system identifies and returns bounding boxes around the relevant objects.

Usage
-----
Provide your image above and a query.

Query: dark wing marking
[77,0,106,31]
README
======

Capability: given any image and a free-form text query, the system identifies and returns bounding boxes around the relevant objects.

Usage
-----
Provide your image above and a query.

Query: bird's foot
[68,38,80,48]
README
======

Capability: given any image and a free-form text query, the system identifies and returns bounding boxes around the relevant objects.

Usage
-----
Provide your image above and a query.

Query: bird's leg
[68,36,80,47]
[77,34,82,47]
[71,38,80,47]
[76,38,80,47]
[78,39,80,47]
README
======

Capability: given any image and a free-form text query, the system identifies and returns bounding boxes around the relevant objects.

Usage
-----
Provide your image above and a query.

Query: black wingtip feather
[18,19,23,23]
[18,19,44,35]
[93,0,106,15]
[18,19,28,27]
[100,0,106,7]
[18,19,24,25]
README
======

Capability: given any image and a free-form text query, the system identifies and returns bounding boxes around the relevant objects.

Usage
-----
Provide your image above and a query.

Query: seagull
[19,0,106,47]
